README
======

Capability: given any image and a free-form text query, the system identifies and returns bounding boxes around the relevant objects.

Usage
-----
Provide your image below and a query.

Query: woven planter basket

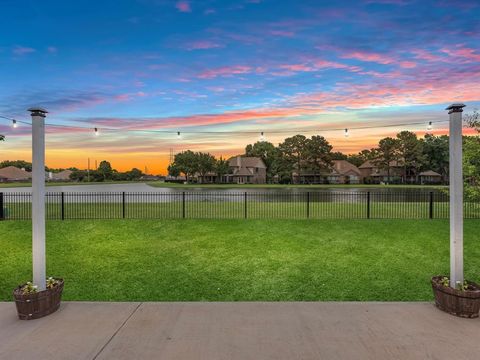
[13,279,64,320]
[431,276,480,318]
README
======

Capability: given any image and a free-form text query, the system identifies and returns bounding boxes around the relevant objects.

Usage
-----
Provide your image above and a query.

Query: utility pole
[87,158,90,182]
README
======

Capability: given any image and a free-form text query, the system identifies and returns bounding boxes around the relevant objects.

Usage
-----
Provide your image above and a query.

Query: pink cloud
[13,46,35,55]
[198,65,253,79]
[411,49,445,62]
[274,60,362,76]
[175,1,191,12]
[440,46,480,62]
[279,64,315,72]
[399,61,416,68]
[341,51,394,65]
[342,51,418,69]
[183,40,223,50]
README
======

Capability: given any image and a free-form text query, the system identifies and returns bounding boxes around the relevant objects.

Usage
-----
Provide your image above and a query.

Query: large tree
[245,141,278,182]
[373,137,400,184]
[171,150,198,183]
[97,160,113,181]
[304,135,333,176]
[167,163,181,178]
[196,152,216,183]
[215,156,230,183]
[421,134,449,181]
[277,135,308,182]
[396,131,425,183]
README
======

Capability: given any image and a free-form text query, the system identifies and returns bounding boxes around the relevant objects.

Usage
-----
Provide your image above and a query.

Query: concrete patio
[1,302,479,360]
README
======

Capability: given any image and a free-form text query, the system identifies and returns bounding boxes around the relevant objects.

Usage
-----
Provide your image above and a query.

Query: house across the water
[197,156,267,184]
[0,166,32,182]
[292,160,362,184]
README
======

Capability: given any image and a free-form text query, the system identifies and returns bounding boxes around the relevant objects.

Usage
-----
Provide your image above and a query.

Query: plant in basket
[13,277,64,320]
[431,276,480,318]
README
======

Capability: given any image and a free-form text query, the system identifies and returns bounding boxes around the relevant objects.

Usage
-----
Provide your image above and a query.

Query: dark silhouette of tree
[372,137,400,184]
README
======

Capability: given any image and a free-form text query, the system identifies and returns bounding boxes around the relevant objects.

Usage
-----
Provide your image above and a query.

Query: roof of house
[359,159,402,169]
[51,170,73,180]
[233,167,254,176]
[419,170,441,177]
[332,160,361,176]
[228,156,266,169]
[0,166,32,180]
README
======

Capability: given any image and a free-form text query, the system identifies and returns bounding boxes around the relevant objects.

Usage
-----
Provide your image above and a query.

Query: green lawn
[1,219,479,301]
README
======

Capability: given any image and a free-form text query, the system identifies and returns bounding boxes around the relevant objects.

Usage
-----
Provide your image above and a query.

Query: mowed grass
[1,219,479,301]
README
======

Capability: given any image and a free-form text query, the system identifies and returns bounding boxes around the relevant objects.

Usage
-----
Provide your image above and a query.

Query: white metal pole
[29,107,48,291]
[446,103,465,288]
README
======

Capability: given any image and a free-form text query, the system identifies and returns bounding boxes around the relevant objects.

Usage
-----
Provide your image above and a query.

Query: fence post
[429,191,434,219]
[367,191,371,219]
[244,192,247,219]
[306,191,310,219]
[122,192,126,219]
[61,192,65,220]
[182,192,186,219]
[0,192,4,220]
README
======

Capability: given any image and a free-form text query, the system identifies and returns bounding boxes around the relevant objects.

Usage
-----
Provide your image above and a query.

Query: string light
[12,119,17,128]
[0,114,450,136]
[427,121,432,131]
[344,128,349,138]
[94,127,99,136]
[177,131,181,139]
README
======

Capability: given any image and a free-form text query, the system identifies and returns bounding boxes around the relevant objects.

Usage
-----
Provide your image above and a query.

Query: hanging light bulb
[12,119,17,128]
[427,121,432,131]
[177,131,181,139]
[94,127,99,136]
[260,131,265,141]
[344,128,349,138]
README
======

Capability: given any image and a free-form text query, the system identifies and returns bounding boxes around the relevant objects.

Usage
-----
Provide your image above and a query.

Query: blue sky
[1,0,479,172]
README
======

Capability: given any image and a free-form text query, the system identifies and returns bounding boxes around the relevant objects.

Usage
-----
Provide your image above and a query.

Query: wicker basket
[13,279,64,320]
[431,276,480,318]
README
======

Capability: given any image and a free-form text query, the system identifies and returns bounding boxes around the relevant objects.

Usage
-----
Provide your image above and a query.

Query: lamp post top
[28,107,48,116]
[445,103,466,114]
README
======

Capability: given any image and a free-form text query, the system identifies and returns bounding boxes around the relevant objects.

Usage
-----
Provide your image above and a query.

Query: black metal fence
[1,191,479,220]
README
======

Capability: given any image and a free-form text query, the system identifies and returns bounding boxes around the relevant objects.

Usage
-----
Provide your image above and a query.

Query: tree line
[243,132,459,184]
[167,131,470,185]
[167,151,229,183]
[0,159,145,182]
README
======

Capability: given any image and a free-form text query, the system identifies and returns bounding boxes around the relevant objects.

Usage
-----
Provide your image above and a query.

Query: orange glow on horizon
[1,126,477,175]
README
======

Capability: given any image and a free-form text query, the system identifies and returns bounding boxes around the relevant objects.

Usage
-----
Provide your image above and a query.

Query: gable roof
[332,160,361,176]
[359,160,374,169]
[51,170,73,180]
[419,170,441,177]
[234,167,254,176]
[359,159,402,169]
[228,156,266,169]
[0,166,32,180]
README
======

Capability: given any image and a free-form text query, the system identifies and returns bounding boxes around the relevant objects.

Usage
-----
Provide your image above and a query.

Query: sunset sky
[1,0,479,174]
